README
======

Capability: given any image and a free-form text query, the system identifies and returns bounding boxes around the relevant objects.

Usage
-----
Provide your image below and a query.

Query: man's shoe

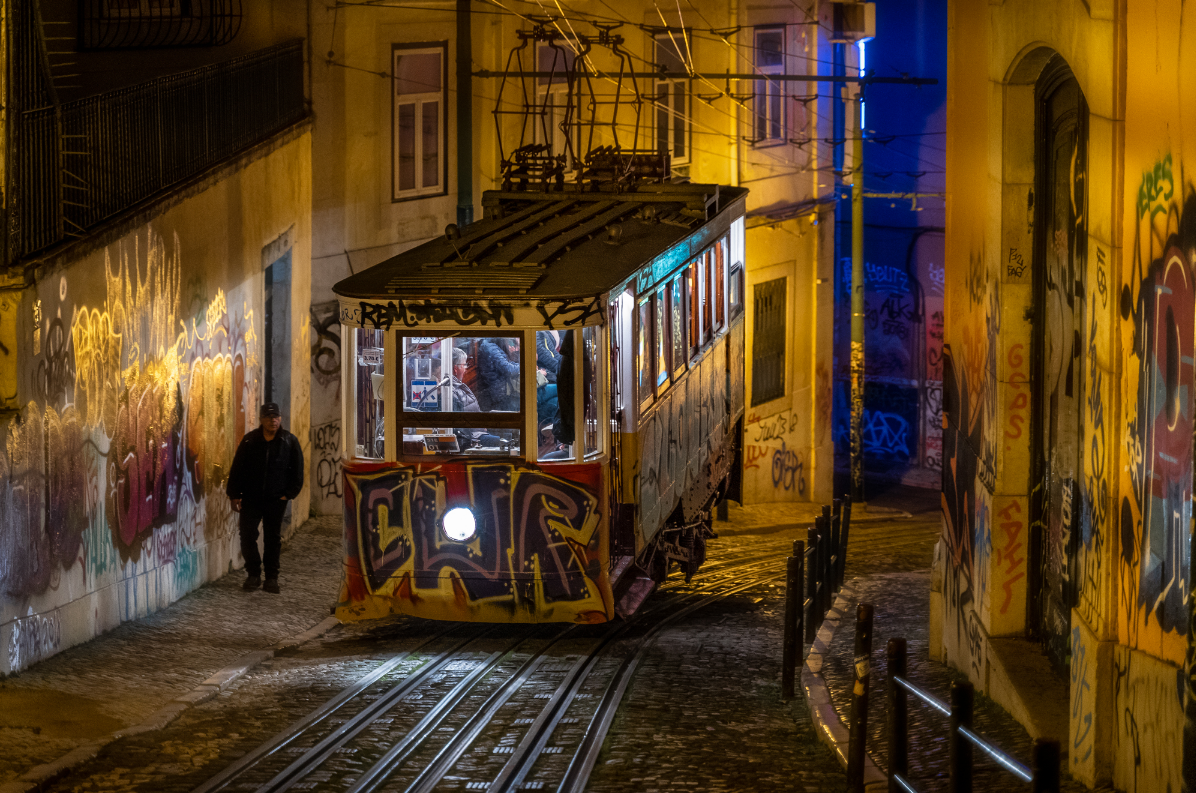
[243,576,262,590]
[263,578,281,594]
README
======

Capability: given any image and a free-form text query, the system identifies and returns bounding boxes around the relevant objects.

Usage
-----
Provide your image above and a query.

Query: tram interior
[352,328,600,462]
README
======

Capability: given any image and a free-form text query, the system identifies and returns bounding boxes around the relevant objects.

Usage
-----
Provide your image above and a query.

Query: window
[730,264,744,317]
[399,335,523,455]
[752,278,787,406]
[688,264,701,355]
[393,44,447,200]
[670,277,687,377]
[655,287,670,394]
[582,327,601,458]
[754,27,785,143]
[637,297,654,410]
[536,43,577,162]
[355,328,386,459]
[536,329,574,461]
[105,0,180,16]
[654,33,690,164]
[713,237,727,330]
[700,251,712,341]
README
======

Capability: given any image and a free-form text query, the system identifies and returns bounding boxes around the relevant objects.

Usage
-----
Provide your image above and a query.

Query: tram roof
[333,183,748,302]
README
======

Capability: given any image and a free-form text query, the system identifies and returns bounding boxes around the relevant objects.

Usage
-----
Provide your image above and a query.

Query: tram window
[583,326,600,458]
[399,335,523,456]
[355,328,386,459]
[670,276,686,377]
[700,251,712,341]
[687,265,700,355]
[730,264,744,317]
[637,296,654,410]
[655,287,670,394]
[538,329,574,461]
[714,237,726,330]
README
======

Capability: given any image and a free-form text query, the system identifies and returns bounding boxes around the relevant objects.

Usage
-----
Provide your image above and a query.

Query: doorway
[1028,56,1087,672]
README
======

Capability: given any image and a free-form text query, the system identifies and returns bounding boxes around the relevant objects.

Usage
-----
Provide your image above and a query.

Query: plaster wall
[0,131,312,675]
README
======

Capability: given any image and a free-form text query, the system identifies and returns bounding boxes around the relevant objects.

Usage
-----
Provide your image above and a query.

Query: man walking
[226,402,304,593]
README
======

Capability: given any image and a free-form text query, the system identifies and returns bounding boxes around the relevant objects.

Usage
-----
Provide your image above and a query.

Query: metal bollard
[819,514,833,617]
[1032,739,1061,793]
[839,496,852,587]
[847,603,874,792]
[781,553,802,701]
[830,499,842,593]
[887,638,908,793]
[949,680,974,793]
[793,539,805,657]
[805,525,819,642]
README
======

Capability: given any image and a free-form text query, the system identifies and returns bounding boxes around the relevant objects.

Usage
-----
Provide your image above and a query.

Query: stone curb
[1,615,341,793]
[800,580,889,792]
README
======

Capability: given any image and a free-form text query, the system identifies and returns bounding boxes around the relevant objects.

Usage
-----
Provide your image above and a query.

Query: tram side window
[730,263,744,317]
[355,328,386,459]
[400,335,523,455]
[538,329,575,461]
[670,276,686,378]
[700,251,712,342]
[637,296,654,410]
[687,264,700,356]
[583,326,600,458]
[655,287,669,395]
[714,237,727,331]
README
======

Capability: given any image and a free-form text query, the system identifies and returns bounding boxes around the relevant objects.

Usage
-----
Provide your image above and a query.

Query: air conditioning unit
[822,1,875,43]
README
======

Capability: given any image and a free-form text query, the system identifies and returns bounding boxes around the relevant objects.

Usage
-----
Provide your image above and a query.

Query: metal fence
[10,39,306,262]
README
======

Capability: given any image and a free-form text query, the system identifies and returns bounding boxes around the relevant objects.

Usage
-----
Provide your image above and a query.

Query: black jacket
[226,427,304,503]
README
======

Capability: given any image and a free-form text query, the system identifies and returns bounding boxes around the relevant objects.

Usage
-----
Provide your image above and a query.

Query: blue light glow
[857,40,867,130]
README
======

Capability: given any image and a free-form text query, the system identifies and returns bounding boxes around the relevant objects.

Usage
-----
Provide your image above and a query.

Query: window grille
[79,0,242,50]
[751,277,786,405]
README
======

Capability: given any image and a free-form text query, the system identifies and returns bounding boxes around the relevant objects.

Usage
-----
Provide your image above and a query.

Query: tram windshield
[401,335,523,456]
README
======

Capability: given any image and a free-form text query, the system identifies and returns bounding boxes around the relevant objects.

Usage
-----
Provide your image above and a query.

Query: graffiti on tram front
[338,460,610,623]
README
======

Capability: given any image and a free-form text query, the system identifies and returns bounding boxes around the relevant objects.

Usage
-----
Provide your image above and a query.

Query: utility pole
[850,89,865,505]
[456,0,474,227]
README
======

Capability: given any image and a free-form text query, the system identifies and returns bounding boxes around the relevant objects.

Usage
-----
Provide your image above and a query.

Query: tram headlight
[442,507,477,542]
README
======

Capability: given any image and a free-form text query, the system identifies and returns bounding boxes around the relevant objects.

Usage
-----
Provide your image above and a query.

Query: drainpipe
[456,0,474,227]
[850,90,864,504]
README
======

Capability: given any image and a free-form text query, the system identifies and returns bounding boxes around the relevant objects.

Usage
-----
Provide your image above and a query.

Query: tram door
[1030,61,1087,671]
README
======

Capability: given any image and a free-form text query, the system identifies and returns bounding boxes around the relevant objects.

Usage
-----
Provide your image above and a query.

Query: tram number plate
[411,379,439,409]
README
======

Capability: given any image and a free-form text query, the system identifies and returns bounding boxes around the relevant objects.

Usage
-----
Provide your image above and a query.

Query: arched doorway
[1029,55,1087,671]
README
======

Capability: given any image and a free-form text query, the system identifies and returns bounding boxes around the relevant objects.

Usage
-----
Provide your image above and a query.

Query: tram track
[192,556,783,793]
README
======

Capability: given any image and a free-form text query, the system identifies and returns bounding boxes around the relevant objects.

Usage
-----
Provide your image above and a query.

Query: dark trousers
[239,499,288,579]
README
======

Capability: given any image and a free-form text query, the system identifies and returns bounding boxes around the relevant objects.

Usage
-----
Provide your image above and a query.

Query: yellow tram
[332,180,747,624]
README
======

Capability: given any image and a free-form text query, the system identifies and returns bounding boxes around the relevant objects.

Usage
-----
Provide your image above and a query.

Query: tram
[332,177,747,624]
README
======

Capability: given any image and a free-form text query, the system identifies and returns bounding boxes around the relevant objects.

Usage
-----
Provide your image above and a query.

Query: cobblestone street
[0,489,1103,793]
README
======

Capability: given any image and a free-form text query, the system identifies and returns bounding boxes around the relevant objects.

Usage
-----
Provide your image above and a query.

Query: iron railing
[10,38,305,262]
[885,638,1061,793]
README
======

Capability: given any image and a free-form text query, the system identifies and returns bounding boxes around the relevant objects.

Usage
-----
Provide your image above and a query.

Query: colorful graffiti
[337,460,610,624]
[0,226,266,672]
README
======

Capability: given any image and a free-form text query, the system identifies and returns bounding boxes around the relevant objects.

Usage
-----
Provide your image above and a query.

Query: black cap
[260,402,281,418]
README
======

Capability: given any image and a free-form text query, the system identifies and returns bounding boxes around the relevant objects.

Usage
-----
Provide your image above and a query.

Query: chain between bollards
[847,602,874,792]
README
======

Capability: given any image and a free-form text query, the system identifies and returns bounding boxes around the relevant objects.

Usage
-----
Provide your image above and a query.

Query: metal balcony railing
[9,39,306,262]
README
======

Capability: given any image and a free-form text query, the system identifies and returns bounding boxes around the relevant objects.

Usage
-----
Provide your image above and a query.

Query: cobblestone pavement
[3,489,1102,793]
[0,516,345,785]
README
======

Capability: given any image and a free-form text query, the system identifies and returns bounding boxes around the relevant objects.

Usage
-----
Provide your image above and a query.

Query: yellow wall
[0,130,312,675]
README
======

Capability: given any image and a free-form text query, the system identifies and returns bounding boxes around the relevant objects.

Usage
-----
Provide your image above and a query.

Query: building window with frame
[105,0,181,16]
[754,27,784,143]
[654,32,690,164]
[751,277,787,406]
[535,42,577,162]
[393,44,447,200]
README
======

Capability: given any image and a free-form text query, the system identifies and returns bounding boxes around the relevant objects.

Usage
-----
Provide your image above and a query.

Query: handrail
[884,636,1060,793]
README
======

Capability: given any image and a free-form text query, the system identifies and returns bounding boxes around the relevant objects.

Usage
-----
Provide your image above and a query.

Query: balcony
[8,38,306,264]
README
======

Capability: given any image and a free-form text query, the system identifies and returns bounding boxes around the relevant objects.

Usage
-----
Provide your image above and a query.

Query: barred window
[751,277,786,406]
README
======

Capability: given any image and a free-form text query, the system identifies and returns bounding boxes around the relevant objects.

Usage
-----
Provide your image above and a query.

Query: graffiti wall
[310,299,343,515]
[336,459,610,623]
[0,134,311,674]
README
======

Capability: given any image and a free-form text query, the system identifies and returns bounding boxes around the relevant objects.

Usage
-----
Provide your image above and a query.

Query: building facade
[0,1,312,674]
[306,0,862,514]
[935,1,1196,788]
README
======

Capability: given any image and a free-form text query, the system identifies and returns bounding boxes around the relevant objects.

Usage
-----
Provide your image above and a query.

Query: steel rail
[353,626,574,793]
[189,627,458,793]
[255,629,498,792]
[557,571,785,793]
